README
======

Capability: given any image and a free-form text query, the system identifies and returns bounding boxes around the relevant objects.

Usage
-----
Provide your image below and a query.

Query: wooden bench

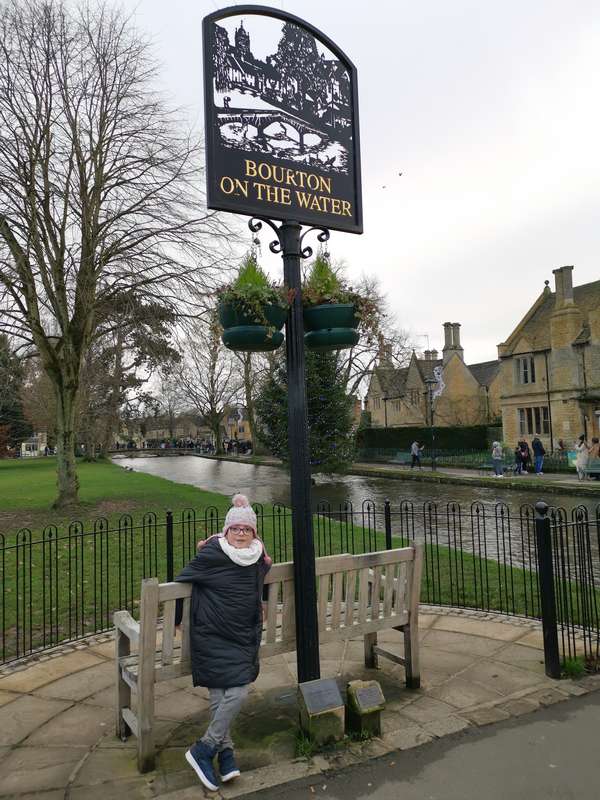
[114,545,423,772]
[583,458,600,479]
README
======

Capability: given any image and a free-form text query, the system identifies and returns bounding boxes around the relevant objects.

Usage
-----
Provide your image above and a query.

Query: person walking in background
[575,434,589,480]
[514,443,523,475]
[531,435,546,476]
[491,441,504,477]
[175,495,271,791]
[519,439,531,473]
[410,440,424,469]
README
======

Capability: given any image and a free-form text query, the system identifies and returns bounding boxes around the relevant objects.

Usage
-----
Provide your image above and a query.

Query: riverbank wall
[197,453,600,499]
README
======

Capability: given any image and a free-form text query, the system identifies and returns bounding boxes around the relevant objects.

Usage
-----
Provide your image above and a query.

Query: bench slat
[344,571,357,628]
[394,564,408,617]
[281,580,295,642]
[371,566,382,621]
[180,597,191,664]
[331,572,344,630]
[266,582,279,643]
[358,568,370,624]
[383,563,395,617]
[318,573,330,632]
[161,601,176,666]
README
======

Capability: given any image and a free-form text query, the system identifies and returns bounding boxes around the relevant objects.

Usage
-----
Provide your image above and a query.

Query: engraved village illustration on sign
[206,13,358,227]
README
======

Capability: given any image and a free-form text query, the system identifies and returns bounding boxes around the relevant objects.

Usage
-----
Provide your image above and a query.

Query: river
[113,455,598,516]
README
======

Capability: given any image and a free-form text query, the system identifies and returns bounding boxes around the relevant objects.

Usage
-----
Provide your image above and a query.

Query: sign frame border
[202,3,363,234]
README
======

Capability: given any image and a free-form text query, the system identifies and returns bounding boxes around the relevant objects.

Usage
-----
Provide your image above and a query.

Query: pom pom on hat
[222,493,257,536]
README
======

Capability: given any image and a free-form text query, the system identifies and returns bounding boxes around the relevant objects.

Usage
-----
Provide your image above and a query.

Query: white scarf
[219,535,263,566]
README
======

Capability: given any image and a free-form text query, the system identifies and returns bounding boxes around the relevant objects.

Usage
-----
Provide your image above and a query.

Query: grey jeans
[201,684,250,752]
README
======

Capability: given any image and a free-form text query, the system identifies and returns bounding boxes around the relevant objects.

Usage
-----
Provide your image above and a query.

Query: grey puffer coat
[175,537,270,688]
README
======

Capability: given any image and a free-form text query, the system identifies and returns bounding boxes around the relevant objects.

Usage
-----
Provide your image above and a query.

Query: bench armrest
[114,610,140,647]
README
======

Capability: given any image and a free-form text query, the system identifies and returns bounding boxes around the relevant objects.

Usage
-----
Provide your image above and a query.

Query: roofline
[498,288,550,351]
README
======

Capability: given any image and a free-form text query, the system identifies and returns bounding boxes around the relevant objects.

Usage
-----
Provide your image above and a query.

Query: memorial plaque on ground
[299,678,343,714]
[202,5,362,233]
[355,684,385,711]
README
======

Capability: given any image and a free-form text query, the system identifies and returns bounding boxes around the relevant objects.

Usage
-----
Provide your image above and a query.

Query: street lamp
[424,377,437,471]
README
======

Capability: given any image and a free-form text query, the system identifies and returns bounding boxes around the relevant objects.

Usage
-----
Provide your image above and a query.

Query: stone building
[365,324,501,428]
[498,265,600,451]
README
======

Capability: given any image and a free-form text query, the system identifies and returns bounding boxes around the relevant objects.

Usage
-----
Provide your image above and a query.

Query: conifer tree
[255,351,355,472]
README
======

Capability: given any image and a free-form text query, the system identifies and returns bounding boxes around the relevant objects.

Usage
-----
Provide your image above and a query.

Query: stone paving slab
[0,609,598,800]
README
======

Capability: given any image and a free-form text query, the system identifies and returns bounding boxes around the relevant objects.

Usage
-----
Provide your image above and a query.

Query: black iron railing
[1,498,599,669]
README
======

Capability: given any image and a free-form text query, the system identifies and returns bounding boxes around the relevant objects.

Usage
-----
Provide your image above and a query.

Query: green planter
[303,303,360,352]
[219,301,287,353]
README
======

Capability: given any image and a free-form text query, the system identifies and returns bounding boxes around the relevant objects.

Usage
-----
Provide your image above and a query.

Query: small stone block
[346,680,385,738]
[298,678,344,746]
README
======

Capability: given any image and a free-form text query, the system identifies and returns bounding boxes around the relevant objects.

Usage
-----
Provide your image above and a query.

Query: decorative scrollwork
[299,226,330,260]
[248,217,282,254]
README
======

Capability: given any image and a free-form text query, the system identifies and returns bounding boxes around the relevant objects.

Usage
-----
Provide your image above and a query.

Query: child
[175,494,271,791]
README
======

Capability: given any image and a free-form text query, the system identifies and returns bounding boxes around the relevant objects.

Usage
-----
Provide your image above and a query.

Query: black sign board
[299,678,343,714]
[202,5,363,234]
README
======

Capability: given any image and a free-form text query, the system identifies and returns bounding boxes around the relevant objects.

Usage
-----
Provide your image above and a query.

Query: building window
[516,355,536,384]
[408,389,419,405]
[373,397,381,410]
[518,406,549,435]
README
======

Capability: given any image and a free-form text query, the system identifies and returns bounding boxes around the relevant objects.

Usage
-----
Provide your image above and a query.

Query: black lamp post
[424,377,437,471]
[248,217,327,684]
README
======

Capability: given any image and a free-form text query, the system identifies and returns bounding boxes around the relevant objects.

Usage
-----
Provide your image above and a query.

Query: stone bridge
[109,448,201,458]
[217,108,330,151]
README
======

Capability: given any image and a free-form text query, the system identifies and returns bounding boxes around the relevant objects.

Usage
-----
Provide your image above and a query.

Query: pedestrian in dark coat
[176,494,271,791]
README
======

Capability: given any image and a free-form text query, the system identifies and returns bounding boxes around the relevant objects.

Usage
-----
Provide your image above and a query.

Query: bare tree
[0,0,234,506]
[178,315,243,453]
[337,275,413,398]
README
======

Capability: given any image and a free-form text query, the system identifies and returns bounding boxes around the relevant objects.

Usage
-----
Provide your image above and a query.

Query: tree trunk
[101,331,124,454]
[53,384,80,507]
[242,354,263,455]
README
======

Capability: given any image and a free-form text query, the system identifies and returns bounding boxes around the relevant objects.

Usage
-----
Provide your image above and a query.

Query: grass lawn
[0,457,233,538]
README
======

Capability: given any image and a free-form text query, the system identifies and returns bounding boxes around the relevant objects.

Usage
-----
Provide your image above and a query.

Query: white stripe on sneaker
[185,749,219,792]
[221,769,241,783]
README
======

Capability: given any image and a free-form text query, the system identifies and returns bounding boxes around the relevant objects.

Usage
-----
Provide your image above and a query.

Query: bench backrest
[140,546,422,670]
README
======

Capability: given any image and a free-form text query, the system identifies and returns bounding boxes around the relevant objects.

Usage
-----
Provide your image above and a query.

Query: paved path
[257,690,600,800]
[0,610,598,799]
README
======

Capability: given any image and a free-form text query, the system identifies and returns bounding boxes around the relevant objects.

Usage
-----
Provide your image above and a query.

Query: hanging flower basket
[301,252,377,353]
[303,303,360,352]
[219,301,287,352]
[216,252,290,353]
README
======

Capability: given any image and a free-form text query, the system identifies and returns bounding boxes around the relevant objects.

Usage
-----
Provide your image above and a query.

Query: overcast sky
[123,0,600,364]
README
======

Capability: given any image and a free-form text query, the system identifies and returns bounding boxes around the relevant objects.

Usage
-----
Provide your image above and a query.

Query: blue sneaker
[218,748,241,782]
[185,741,219,791]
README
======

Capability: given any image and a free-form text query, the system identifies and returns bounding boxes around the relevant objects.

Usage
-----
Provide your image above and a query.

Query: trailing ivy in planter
[302,253,377,352]
[217,253,290,353]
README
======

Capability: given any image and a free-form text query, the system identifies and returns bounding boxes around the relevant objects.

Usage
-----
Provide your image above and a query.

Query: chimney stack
[431,349,438,361]
[423,350,431,361]
[552,265,574,308]
[443,322,464,363]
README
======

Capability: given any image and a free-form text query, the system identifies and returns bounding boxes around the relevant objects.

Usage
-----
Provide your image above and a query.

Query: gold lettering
[309,194,322,211]
[258,162,271,180]
[319,176,332,194]
[306,174,319,191]
[245,160,257,177]
[296,191,311,208]
[254,181,266,200]
[280,187,292,205]
[331,198,341,215]
[284,168,297,187]
[341,200,352,217]
[220,176,236,195]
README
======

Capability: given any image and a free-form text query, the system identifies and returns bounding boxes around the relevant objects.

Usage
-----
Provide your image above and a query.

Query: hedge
[356,424,502,451]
